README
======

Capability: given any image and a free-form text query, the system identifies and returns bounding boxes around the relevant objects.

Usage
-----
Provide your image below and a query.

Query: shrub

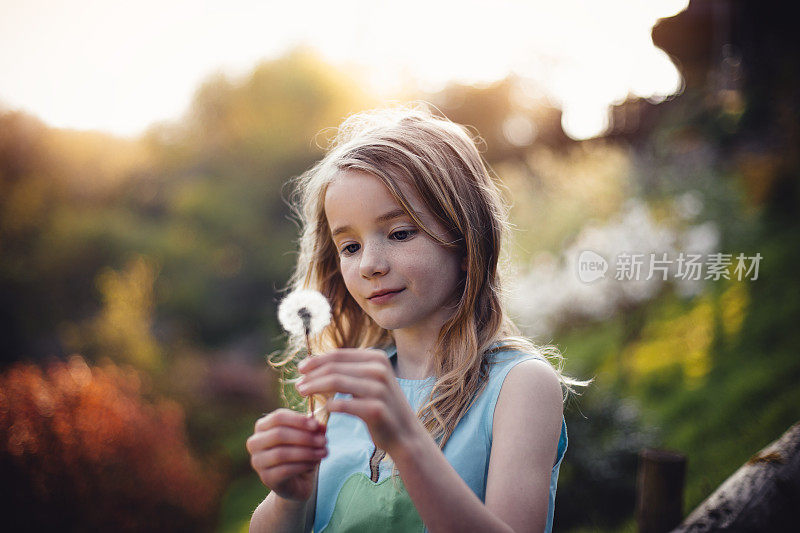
[0,356,220,532]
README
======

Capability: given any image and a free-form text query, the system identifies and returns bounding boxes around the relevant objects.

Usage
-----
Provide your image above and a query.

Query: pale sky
[0,0,688,140]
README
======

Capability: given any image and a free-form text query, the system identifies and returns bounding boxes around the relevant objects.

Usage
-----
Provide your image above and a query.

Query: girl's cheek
[339,260,355,279]
[339,262,361,294]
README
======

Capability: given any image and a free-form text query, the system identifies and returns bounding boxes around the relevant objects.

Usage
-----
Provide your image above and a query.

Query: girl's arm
[297,350,564,533]
[248,493,306,533]
[249,483,317,533]
[483,359,564,530]
[391,358,563,533]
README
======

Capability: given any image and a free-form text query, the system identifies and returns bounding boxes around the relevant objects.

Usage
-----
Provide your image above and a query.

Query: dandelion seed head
[278,289,332,337]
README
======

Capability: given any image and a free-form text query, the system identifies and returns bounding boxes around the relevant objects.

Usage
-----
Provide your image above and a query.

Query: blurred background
[1,0,798,531]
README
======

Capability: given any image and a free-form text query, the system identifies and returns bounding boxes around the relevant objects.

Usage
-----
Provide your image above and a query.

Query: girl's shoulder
[483,341,552,373]
[479,342,561,414]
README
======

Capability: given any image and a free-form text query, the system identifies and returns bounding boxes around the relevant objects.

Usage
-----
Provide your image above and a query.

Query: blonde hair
[276,104,585,448]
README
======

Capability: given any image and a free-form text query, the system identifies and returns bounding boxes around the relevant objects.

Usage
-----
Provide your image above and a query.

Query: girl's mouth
[368,289,404,304]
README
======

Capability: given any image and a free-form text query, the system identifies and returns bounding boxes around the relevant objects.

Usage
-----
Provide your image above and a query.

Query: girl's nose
[359,243,389,279]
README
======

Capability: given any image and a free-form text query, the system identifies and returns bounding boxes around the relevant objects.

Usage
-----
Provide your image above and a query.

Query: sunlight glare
[0,0,690,139]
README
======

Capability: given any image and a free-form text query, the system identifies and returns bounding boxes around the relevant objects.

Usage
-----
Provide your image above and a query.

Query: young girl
[246,106,583,532]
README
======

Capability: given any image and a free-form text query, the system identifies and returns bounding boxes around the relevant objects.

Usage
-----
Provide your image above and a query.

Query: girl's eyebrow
[330,208,414,237]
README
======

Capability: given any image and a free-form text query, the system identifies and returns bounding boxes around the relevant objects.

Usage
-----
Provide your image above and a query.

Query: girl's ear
[461,255,468,272]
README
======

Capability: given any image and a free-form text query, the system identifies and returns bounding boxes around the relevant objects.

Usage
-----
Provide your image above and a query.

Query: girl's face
[324,169,465,337]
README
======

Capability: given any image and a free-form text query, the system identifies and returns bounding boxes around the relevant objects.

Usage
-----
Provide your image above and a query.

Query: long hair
[276,104,585,448]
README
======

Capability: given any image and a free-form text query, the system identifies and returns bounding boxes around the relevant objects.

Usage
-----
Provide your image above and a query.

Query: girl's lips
[368,289,404,304]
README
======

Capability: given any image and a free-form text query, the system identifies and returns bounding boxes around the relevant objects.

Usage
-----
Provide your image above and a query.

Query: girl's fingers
[299,349,388,373]
[296,372,385,398]
[252,444,328,470]
[262,461,321,480]
[247,425,327,453]
[301,361,388,382]
[296,361,391,398]
[255,409,320,433]
[326,397,387,422]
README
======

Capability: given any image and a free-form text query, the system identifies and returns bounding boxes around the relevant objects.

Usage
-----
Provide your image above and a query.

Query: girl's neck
[390,301,457,379]
[391,331,436,380]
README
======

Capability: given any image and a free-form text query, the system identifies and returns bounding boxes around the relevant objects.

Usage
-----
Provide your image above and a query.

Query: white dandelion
[277,289,332,418]
[278,289,332,338]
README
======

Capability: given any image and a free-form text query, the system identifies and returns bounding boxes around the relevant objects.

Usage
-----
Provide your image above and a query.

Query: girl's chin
[372,320,404,331]
[367,313,408,332]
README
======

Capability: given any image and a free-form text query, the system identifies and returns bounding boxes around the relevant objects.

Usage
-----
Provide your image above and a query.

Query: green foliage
[547,315,655,531]
[218,474,268,533]
[60,256,163,371]
[1,48,372,363]
[550,62,800,526]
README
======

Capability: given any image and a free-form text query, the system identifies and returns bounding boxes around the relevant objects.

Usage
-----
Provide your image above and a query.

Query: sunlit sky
[0,0,688,140]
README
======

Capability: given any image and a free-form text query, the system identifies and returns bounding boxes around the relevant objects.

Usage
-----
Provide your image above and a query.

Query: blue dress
[313,346,568,532]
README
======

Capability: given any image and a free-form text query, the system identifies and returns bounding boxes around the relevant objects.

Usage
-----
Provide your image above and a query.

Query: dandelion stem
[304,328,315,417]
[299,307,316,419]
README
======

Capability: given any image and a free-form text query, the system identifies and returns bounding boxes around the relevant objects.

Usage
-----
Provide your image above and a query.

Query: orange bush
[0,356,220,532]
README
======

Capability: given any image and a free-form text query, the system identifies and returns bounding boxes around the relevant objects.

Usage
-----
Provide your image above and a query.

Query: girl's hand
[246,409,328,501]
[296,349,420,454]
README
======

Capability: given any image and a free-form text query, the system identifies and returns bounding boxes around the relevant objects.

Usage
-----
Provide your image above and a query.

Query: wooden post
[672,421,800,532]
[636,448,687,533]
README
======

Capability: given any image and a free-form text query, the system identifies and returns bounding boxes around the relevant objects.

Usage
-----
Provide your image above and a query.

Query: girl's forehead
[328,169,394,188]
[324,169,437,230]
[326,169,418,209]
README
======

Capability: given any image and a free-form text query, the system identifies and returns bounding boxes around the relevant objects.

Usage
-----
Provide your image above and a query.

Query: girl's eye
[340,243,360,256]
[391,229,416,241]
